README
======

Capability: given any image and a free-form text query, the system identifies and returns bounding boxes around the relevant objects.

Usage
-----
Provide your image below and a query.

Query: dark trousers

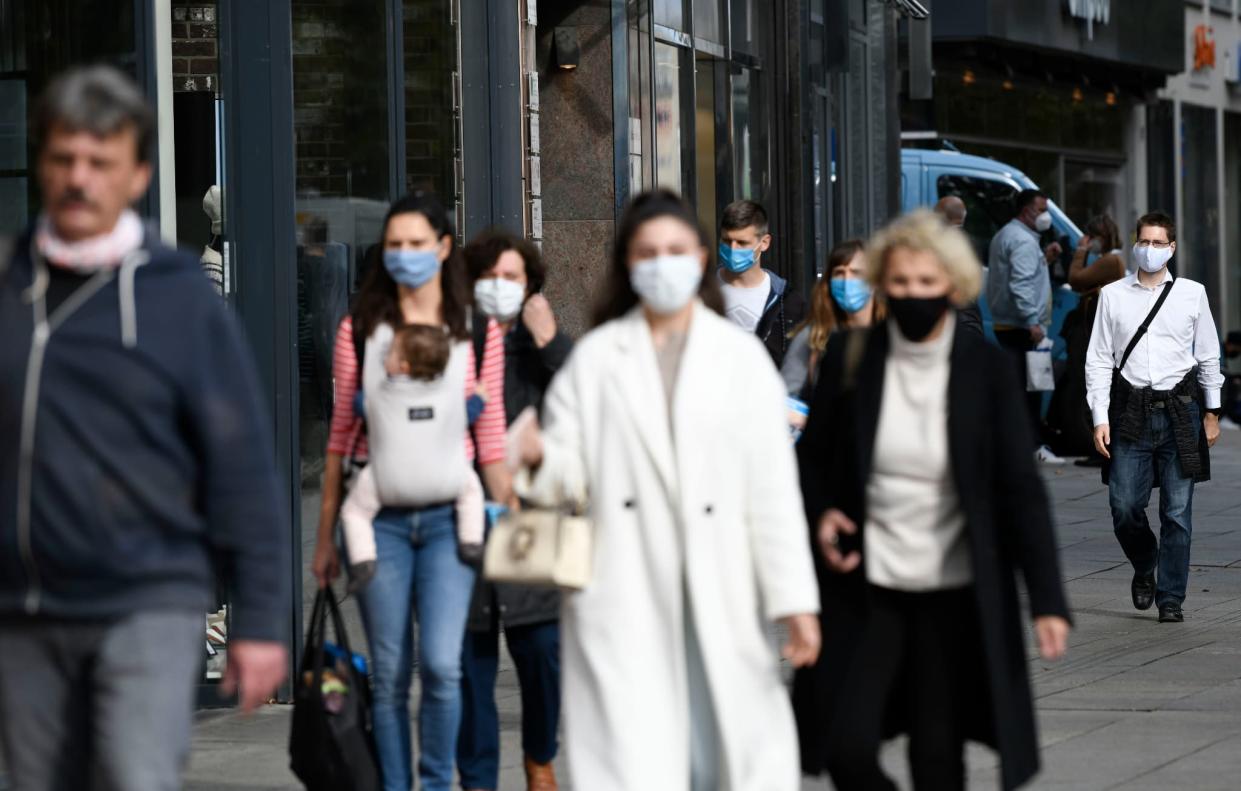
[995,328,1045,450]
[0,610,203,791]
[826,586,988,791]
[1110,403,1198,607]
[457,619,561,789]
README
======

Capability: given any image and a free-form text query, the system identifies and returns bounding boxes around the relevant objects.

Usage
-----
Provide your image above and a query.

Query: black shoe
[1131,571,1156,611]
[1158,603,1184,623]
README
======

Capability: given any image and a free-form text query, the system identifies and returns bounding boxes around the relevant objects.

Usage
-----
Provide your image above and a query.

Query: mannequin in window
[201,185,224,294]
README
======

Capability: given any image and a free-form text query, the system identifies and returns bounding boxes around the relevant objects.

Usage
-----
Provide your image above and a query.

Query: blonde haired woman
[792,210,1072,791]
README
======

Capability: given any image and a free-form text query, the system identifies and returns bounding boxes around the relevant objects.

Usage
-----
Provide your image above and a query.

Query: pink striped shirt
[327,316,507,466]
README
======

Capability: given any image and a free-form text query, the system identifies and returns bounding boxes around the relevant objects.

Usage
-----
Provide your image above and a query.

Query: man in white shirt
[717,200,805,368]
[1085,211,1224,624]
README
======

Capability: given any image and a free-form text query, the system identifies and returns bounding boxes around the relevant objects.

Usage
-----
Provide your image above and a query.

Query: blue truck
[900,147,1083,356]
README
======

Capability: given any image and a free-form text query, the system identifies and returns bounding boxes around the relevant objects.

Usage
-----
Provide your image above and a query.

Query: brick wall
[171,2,218,93]
[291,0,389,199]
[402,0,456,199]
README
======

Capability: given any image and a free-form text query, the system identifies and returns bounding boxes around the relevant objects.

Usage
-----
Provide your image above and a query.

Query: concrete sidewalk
[181,431,1241,790]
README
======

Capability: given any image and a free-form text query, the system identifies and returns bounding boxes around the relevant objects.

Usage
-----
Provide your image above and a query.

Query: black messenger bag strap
[1117,280,1174,373]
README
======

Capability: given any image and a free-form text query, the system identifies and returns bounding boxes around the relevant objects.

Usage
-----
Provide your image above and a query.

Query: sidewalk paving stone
[167,432,1239,790]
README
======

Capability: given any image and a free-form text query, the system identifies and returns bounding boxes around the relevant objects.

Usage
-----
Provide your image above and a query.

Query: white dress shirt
[1085,269,1224,427]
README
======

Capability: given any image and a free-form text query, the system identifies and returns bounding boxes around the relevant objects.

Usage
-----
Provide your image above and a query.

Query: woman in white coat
[514,190,821,791]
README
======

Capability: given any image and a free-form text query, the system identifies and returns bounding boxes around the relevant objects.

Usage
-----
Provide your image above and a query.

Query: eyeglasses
[1135,240,1172,249]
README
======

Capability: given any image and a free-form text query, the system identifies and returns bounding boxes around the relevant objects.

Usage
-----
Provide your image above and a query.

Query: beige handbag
[483,506,593,591]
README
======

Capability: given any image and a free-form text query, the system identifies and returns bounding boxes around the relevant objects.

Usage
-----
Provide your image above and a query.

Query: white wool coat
[522,304,819,791]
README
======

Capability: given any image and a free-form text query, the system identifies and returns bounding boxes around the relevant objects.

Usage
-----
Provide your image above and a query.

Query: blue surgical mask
[718,243,757,274]
[830,277,871,313]
[383,248,441,288]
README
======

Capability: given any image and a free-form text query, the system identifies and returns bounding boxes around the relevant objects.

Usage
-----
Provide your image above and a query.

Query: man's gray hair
[35,65,155,163]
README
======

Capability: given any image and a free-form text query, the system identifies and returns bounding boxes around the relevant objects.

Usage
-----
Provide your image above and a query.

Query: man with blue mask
[986,188,1066,465]
[717,200,806,368]
[1085,211,1223,625]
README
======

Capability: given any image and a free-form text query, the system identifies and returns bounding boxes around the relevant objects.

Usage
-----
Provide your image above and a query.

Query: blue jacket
[985,219,1051,329]
[0,227,289,642]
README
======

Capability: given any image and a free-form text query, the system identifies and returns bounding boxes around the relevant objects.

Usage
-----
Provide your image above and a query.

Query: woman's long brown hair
[792,238,867,353]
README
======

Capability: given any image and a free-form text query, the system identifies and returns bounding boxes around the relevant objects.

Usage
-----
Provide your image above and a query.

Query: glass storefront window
[292,0,399,653]
[694,53,717,246]
[1147,100,1176,219]
[0,0,139,233]
[1064,160,1122,230]
[628,0,654,193]
[654,0,685,30]
[654,42,683,192]
[693,0,724,44]
[844,37,868,237]
[403,0,457,199]
[731,66,770,210]
[731,0,768,56]
[1181,104,1222,310]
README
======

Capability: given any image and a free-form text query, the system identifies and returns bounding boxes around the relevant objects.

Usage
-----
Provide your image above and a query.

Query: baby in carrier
[341,323,486,592]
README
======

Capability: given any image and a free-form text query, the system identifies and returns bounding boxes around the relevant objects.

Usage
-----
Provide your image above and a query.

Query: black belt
[1149,394,1194,409]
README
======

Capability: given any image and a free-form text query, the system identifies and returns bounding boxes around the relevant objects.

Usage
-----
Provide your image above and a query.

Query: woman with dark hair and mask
[458,228,572,791]
[310,192,511,791]
[1050,214,1127,463]
[509,190,820,791]
[792,210,1072,791]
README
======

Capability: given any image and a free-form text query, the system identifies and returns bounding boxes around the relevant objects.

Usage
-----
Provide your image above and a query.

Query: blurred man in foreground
[0,65,289,789]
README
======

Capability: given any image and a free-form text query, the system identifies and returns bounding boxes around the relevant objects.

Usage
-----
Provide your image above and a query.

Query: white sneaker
[1035,445,1067,465]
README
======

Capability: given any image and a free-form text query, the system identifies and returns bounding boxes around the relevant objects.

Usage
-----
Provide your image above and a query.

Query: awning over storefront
[929,0,1184,92]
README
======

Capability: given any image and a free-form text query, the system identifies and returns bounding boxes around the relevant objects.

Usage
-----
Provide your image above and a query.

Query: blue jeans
[1109,403,1198,607]
[457,620,561,788]
[359,505,477,791]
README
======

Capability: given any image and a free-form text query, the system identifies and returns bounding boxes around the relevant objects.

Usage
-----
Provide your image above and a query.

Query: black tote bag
[289,588,381,791]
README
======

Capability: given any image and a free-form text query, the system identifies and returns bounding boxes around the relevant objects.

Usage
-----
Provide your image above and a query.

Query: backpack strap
[472,314,488,378]
[1118,280,1174,373]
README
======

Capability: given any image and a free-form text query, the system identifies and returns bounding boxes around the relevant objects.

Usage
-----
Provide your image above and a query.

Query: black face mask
[887,295,950,341]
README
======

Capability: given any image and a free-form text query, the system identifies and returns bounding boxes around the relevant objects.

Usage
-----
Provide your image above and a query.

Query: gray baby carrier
[362,323,469,507]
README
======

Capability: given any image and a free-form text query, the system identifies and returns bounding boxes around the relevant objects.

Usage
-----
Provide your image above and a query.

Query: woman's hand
[522,293,558,349]
[312,540,340,589]
[1075,233,1093,252]
[1034,615,1070,661]
[779,613,821,668]
[817,509,861,573]
[514,414,545,469]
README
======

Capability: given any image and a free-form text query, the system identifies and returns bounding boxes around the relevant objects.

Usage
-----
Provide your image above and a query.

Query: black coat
[467,322,573,632]
[792,320,1071,791]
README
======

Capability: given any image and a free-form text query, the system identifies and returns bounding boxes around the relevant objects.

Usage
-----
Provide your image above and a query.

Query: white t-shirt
[719,271,771,333]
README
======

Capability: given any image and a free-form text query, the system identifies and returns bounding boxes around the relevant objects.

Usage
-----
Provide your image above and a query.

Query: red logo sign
[1194,25,1216,71]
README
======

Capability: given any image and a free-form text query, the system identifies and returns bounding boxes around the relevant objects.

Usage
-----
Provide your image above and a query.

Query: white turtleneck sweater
[864,314,972,591]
